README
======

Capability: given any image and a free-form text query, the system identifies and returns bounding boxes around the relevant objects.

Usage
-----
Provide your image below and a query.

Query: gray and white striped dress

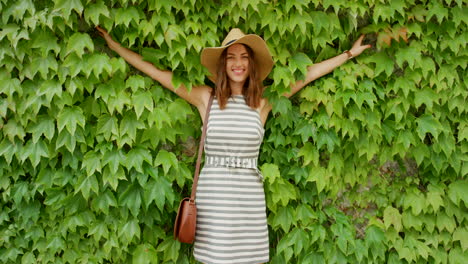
[194,95,269,264]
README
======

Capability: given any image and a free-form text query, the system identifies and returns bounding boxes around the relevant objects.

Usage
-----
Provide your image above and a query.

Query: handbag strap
[190,94,214,201]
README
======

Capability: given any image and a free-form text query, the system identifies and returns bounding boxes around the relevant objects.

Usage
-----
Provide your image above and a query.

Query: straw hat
[201,28,274,83]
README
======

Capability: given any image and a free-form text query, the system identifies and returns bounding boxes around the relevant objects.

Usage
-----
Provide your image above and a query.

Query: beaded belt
[204,155,263,180]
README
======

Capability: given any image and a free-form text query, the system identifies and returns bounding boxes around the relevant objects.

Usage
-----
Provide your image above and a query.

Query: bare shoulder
[179,84,213,109]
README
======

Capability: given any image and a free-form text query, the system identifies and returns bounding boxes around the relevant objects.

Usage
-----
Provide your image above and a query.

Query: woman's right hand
[96,26,120,51]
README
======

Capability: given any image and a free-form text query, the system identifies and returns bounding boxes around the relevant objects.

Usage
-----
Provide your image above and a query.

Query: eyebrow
[227,52,249,56]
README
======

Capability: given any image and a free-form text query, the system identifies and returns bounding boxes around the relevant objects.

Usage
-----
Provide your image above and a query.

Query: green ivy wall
[0,0,466,263]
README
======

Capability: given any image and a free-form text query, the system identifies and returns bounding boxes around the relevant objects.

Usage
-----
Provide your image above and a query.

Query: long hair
[215,44,263,110]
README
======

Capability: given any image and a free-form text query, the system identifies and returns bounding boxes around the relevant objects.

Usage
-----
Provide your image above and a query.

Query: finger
[354,34,364,45]
[96,26,107,34]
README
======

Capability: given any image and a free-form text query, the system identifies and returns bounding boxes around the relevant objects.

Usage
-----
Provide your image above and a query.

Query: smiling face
[225,44,250,85]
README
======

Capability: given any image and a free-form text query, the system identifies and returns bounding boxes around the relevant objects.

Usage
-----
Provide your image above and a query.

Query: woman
[97,26,370,264]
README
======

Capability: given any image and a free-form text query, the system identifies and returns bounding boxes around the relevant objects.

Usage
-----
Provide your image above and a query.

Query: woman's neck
[230,81,244,95]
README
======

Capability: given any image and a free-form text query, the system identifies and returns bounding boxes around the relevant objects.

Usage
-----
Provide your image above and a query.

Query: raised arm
[259,35,370,123]
[284,35,371,98]
[96,26,211,111]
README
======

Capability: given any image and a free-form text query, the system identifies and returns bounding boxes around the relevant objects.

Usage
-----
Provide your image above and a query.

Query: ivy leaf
[3,119,26,142]
[164,25,185,48]
[2,0,35,22]
[28,116,55,143]
[55,130,76,152]
[154,150,179,174]
[427,0,448,23]
[102,149,124,174]
[91,190,117,215]
[316,129,340,152]
[95,82,115,104]
[22,139,49,168]
[260,163,280,183]
[96,114,118,141]
[426,184,444,212]
[448,180,468,206]
[57,106,86,135]
[84,1,109,25]
[115,7,141,27]
[148,108,171,129]
[415,114,442,141]
[395,45,421,69]
[21,252,36,264]
[110,57,127,74]
[119,184,142,217]
[453,227,468,252]
[53,0,84,17]
[273,66,292,87]
[365,225,385,248]
[269,206,295,232]
[38,79,62,103]
[296,204,317,226]
[383,206,402,232]
[124,147,152,173]
[419,57,436,78]
[63,53,86,78]
[167,98,193,122]
[436,212,456,233]
[126,75,146,92]
[272,96,292,115]
[47,235,66,254]
[88,221,109,243]
[156,238,180,263]
[81,151,101,177]
[119,219,141,242]
[26,55,58,80]
[1,77,22,98]
[289,52,312,77]
[411,143,429,165]
[133,244,158,264]
[143,176,174,211]
[293,120,316,142]
[297,142,319,167]
[87,54,112,77]
[414,88,437,111]
[12,181,29,205]
[132,90,154,119]
[119,113,145,143]
[65,33,94,58]
[307,166,327,193]
[75,174,99,201]
[102,166,126,191]
[403,190,426,215]
[269,178,297,206]
[368,52,394,77]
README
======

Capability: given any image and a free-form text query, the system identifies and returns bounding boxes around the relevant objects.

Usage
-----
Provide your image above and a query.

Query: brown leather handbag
[174,95,213,244]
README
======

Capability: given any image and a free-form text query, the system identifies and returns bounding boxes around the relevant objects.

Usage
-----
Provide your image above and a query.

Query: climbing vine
[0,0,466,263]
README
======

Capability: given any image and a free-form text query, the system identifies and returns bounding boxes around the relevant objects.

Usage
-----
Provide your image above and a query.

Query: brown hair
[215,44,263,109]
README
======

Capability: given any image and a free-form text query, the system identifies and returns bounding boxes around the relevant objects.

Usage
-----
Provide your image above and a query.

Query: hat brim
[201,34,274,83]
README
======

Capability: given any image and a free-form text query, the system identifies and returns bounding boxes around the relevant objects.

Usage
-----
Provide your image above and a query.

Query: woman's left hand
[349,35,372,58]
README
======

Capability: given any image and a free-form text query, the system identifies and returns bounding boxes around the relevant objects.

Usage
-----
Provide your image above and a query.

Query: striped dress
[194,95,269,264]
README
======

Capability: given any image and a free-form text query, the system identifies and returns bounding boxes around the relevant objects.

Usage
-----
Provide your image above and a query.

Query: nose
[234,57,243,67]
